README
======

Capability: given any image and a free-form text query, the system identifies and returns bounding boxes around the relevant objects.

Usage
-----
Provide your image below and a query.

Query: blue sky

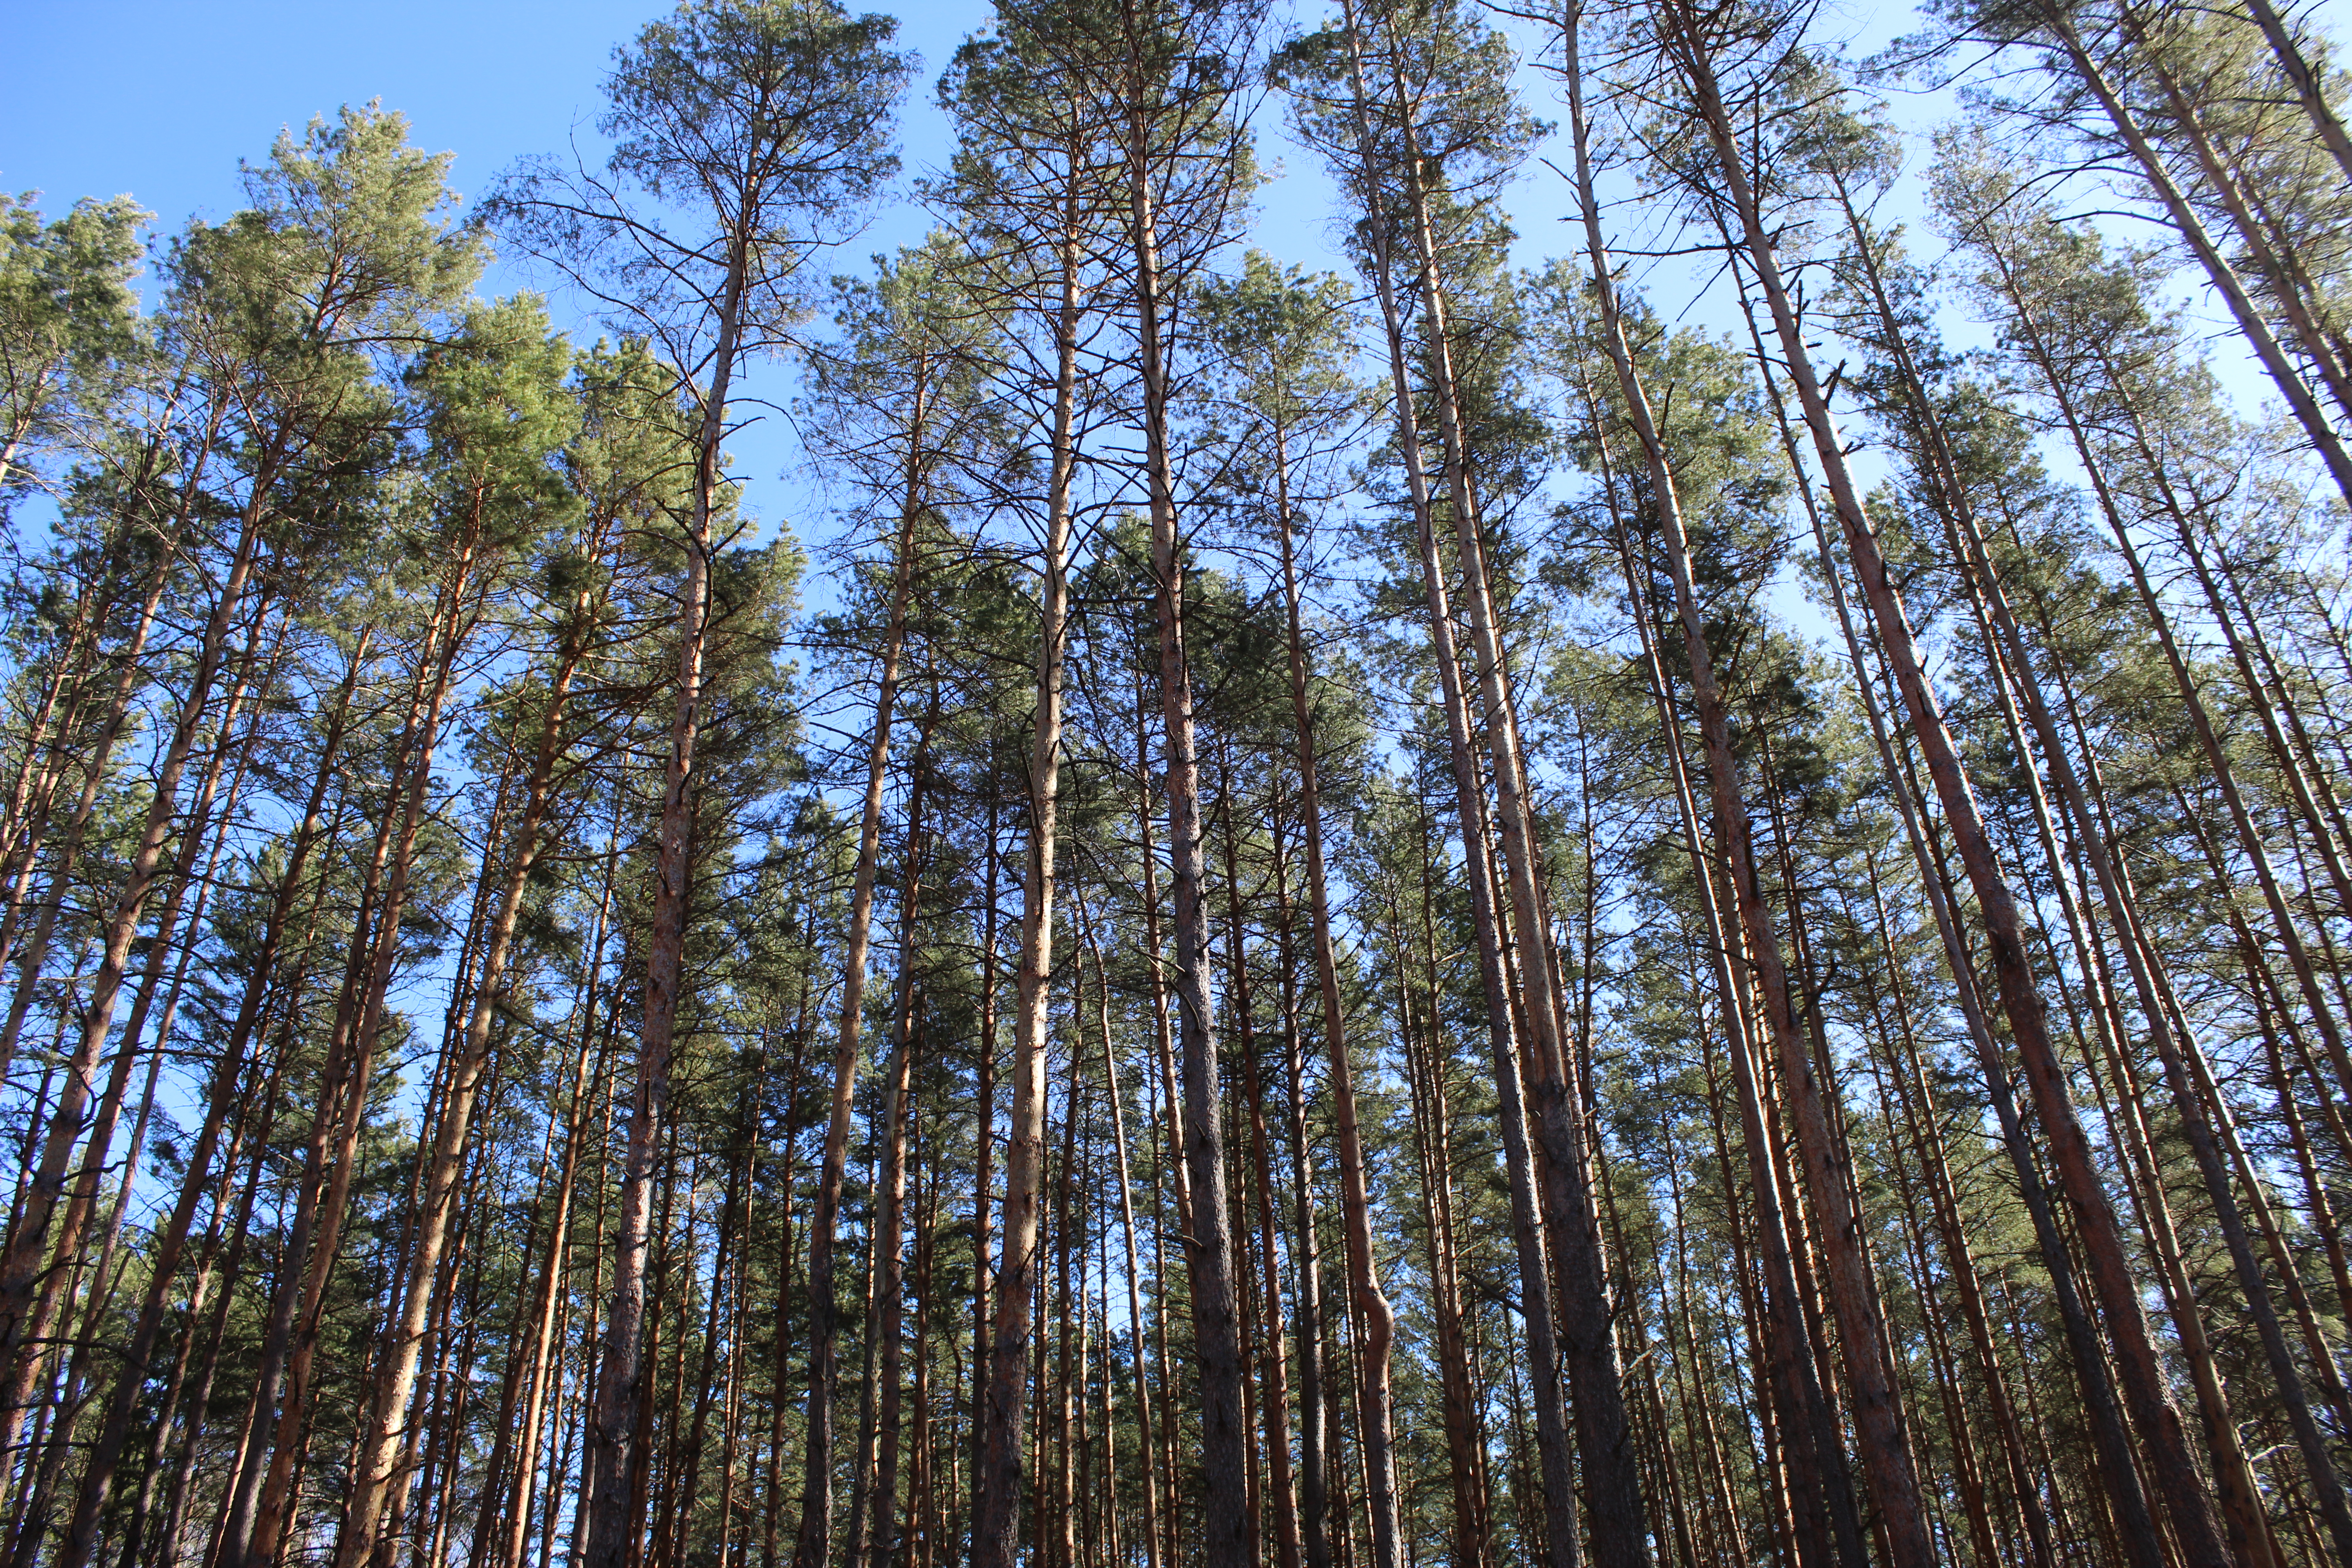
[0,0,1944,426]
[0,0,1403,562]
[6,0,666,230]
[1,0,977,538]
[2,0,2303,624]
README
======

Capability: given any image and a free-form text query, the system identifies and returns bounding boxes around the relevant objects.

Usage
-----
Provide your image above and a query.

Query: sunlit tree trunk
[970,211,1081,1568]
[1660,14,2234,1558]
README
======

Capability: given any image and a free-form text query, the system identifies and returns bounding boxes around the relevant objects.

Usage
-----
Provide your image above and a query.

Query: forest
[3,0,2352,1564]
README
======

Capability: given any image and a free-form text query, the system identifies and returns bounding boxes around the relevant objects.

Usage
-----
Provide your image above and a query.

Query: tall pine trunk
[969,216,1082,1568]
[1661,13,2233,1558]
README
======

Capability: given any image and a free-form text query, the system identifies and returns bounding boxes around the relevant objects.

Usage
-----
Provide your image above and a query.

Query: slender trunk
[583,226,751,1568]
[1797,217,2182,1568]
[1797,180,2180,1568]
[862,744,930,1568]
[1580,372,1859,1568]
[1049,1030,1082,1568]
[1373,15,1649,1560]
[0,510,265,1465]
[1857,854,2059,1568]
[1330,11,1599,1563]
[1397,956,1488,1568]
[2122,15,2352,423]
[1269,843,1330,1568]
[1082,899,1163,1568]
[1663,17,2232,1558]
[149,1073,282,1568]
[243,558,479,1568]
[489,856,619,1568]
[2237,0,2352,184]
[670,1125,749,1568]
[337,614,592,1565]
[56,626,371,1568]
[2041,1,2352,507]
[795,376,930,1568]
[965,792,999,1559]
[2201,536,2352,929]
[1117,22,1250,1561]
[1921,358,2352,1554]
[1262,439,1413,1568]
[1215,786,1303,1568]
[762,951,820,1568]
[1,602,277,1517]
[0,485,195,1085]
[1563,25,1931,1563]
[968,212,1081,1568]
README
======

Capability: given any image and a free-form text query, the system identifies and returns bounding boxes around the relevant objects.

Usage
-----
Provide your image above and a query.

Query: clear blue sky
[5,0,672,230]
[0,0,990,242]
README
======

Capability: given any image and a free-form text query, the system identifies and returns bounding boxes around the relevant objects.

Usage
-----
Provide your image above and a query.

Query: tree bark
[337,594,594,1565]
[794,368,930,1568]
[1662,16,2234,1558]
[1118,13,1251,1557]
[968,212,1081,1568]
[582,203,760,1568]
